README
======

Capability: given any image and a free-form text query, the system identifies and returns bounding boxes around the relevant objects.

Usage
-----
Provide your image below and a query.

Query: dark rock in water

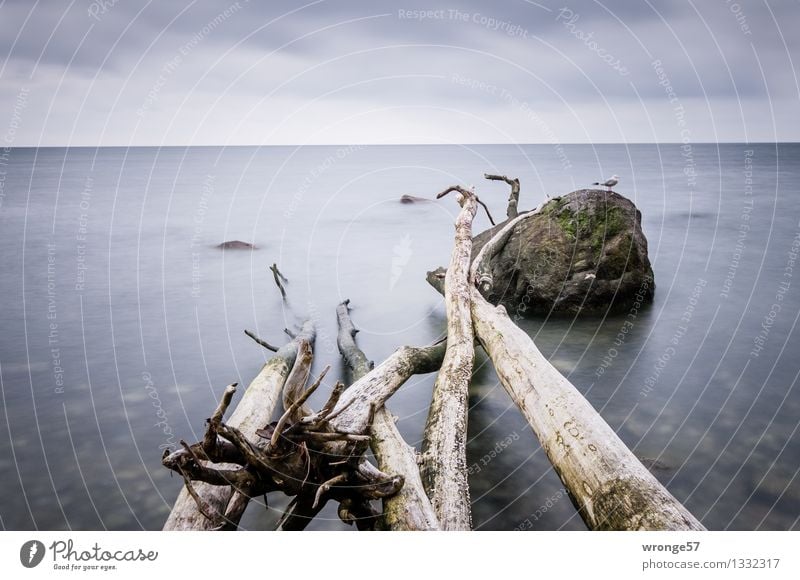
[471,189,654,316]
[216,240,257,250]
[400,194,432,204]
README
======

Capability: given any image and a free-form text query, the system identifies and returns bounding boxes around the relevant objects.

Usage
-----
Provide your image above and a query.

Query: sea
[0,143,798,530]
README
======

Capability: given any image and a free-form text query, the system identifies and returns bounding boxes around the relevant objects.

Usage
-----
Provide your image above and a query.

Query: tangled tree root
[162,373,403,531]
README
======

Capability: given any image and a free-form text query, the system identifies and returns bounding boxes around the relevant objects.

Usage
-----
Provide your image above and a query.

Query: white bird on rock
[593,174,619,191]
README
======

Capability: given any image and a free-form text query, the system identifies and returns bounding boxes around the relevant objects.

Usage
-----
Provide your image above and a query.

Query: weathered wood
[335,299,439,531]
[467,217,703,529]
[420,186,478,530]
[468,290,705,530]
[436,184,496,226]
[317,341,447,522]
[243,329,278,352]
[166,307,414,531]
[270,263,288,300]
[426,221,704,530]
[484,173,521,219]
[429,200,546,298]
[471,203,544,295]
[163,321,315,530]
[372,410,440,531]
[281,340,314,419]
[165,368,403,531]
[327,343,446,435]
[336,299,374,383]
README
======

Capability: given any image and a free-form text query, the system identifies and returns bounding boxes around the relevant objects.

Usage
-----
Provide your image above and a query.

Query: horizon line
[5,141,799,149]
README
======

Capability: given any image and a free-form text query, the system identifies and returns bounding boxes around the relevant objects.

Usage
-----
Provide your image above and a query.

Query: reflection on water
[0,143,798,530]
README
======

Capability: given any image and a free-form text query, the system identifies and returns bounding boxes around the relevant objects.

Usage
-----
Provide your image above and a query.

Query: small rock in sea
[216,240,257,250]
[400,194,432,204]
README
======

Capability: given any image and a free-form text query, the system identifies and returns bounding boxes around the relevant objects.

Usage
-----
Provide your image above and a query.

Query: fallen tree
[336,299,440,531]
[427,180,704,531]
[468,288,705,530]
[162,356,405,531]
[164,173,704,532]
[420,185,478,530]
[164,295,450,530]
[163,321,315,530]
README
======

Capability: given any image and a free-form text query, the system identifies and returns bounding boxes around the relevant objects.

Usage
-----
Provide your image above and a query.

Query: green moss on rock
[470,189,655,316]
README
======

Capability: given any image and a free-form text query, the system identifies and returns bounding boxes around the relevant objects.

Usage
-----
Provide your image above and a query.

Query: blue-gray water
[0,143,798,531]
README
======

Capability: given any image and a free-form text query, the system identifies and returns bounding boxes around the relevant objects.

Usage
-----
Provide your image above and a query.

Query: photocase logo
[389,234,413,291]
[20,540,45,568]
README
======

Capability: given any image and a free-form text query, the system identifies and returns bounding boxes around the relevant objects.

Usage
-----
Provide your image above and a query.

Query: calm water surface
[0,143,798,530]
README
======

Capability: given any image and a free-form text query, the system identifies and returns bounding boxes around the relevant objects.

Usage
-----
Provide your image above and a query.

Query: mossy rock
[471,189,655,316]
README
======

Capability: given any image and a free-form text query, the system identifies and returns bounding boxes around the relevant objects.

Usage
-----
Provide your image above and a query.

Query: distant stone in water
[471,189,655,315]
[400,194,432,204]
[216,240,257,250]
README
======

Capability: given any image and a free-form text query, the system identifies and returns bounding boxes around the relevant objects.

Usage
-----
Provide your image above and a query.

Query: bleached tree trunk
[336,299,439,530]
[328,343,446,435]
[469,291,704,530]
[426,217,704,530]
[163,321,315,530]
[371,410,440,530]
[420,186,478,530]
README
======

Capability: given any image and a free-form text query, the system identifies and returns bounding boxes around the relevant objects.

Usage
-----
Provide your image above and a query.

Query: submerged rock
[215,240,257,250]
[471,189,654,316]
[400,194,432,204]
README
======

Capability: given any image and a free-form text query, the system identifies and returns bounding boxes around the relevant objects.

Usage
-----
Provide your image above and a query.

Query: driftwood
[484,173,521,219]
[166,171,705,532]
[163,341,406,532]
[471,199,546,295]
[324,342,446,435]
[419,186,478,530]
[468,199,702,528]
[165,304,448,531]
[469,289,704,530]
[163,321,315,530]
[426,199,704,530]
[270,263,287,300]
[336,299,440,531]
[243,329,279,352]
[163,367,403,531]
[336,299,374,383]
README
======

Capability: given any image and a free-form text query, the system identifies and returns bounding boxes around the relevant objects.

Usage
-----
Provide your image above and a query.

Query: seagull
[593,174,619,191]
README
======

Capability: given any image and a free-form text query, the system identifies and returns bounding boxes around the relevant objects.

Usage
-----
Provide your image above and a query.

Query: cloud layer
[0,0,797,145]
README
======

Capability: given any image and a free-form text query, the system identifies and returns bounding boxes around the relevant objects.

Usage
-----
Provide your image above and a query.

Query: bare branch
[436,185,473,199]
[484,173,521,219]
[313,473,348,509]
[179,470,224,530]
[281,340,314,415]
[336,299,374,383]
[244,329,278,352]
[436,184,495,225]
[203,383,237,457]
[475,196,496,225]
[270,365,330,449]
[270,263,288,300]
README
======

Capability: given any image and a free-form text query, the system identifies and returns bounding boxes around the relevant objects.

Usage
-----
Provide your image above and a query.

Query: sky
[0,0,798,146]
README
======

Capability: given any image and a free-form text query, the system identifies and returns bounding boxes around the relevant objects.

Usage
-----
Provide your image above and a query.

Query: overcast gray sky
[1,0,797,145]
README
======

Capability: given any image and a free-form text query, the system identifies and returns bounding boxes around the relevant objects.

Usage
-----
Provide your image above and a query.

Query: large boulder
[469,189,654,316]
